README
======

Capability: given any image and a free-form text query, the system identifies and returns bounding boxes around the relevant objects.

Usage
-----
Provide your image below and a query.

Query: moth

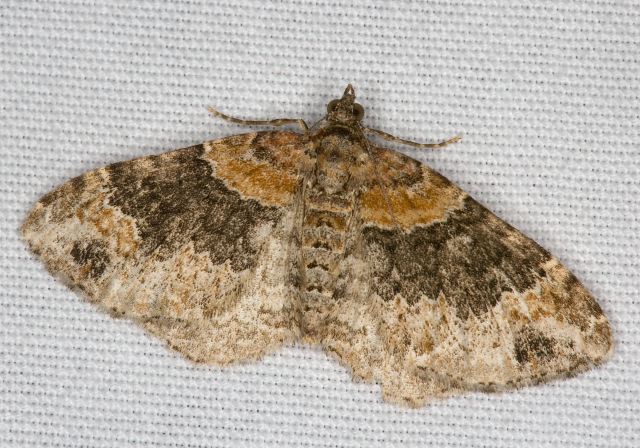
[22,85,613,406]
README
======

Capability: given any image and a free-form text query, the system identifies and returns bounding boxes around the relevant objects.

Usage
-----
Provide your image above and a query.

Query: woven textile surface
[1,1,638,447]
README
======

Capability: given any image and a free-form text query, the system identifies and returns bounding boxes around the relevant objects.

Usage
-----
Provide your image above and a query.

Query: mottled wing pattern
[22,124,612,406]
[22,131,309,365]
[318,146,613,406]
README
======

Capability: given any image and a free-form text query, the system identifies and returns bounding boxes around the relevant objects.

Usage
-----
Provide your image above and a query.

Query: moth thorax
[314,133,364,194]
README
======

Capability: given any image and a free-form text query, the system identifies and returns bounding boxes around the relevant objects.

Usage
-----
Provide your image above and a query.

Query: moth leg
[208,106,309,132]
[364,127,461,149]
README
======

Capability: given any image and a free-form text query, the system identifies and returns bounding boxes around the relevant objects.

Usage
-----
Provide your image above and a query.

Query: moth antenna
[364,127,461,149]
[207,106,309,132]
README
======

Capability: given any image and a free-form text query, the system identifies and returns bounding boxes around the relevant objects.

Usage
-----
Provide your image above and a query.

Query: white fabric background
[1,1,638,447]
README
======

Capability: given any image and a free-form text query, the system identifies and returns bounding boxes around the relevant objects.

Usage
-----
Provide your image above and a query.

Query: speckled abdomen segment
[300,190,353,293]
[298,182,357,336]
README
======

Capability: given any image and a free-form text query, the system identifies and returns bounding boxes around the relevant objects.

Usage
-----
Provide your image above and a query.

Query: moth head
[326,84,365,124]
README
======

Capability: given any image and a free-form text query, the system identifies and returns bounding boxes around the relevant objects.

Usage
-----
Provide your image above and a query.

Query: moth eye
[353,103,365,120]
[327,99,340,113]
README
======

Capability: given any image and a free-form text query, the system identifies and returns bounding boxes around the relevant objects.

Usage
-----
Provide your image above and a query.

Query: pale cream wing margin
[314,146,613,406]
[22,132,310,365]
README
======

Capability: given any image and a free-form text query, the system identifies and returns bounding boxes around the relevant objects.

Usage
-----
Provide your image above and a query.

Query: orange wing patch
[360,148,466,229]
[203,131,310,207]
